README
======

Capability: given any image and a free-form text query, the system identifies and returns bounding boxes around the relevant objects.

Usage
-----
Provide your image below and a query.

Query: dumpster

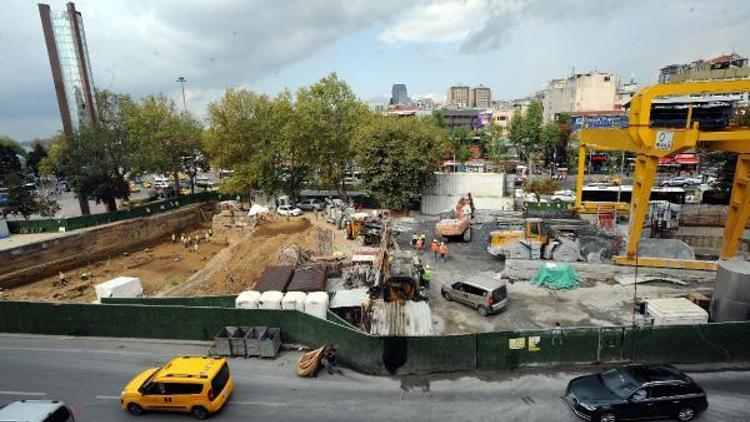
[212,326,238,356]
[230,326,251,357]
[259,327,282,358]
[243,326,267,357]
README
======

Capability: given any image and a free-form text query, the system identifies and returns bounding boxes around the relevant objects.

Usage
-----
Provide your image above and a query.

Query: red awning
[674,154,699,165]
[659,153,699,166]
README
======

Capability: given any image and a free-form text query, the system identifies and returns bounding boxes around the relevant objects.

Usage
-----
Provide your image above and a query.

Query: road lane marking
[231,401,286,407]
[0,391,47,396]
[96,395,121,400]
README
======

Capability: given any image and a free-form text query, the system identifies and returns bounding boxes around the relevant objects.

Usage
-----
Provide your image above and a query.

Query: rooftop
[155,356,224,381]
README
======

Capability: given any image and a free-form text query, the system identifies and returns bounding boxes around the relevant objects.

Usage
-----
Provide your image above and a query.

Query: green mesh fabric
[530,262,580,290]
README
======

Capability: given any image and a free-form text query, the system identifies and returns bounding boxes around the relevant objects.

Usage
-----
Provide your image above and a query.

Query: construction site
[2,80,750,341]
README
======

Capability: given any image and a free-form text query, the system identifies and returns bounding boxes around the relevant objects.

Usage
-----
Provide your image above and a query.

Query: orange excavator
[435,193,475,242]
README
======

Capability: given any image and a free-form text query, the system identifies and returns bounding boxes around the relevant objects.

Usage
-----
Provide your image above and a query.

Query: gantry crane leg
[626,154,658,257]
[720,154,750,259]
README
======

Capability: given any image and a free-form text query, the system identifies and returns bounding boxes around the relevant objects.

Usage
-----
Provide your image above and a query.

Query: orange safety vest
[430,242,439,252]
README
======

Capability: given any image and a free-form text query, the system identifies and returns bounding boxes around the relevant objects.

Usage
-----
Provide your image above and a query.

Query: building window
[604,76,611,82]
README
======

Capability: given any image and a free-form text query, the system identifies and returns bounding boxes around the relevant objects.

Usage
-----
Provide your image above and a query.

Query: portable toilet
[282,291,307,312]
[235,290,262,309]
[304,291,329,319]
[259,291,284,310]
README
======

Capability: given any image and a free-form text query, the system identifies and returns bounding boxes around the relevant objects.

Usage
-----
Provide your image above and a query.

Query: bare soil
[1,223,227,303]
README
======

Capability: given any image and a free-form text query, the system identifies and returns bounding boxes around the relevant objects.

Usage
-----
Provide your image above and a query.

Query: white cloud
[379,0,529,45]
[379,0,490,44]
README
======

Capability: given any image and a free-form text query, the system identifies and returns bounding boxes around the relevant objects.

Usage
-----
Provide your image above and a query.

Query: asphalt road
[0,335,749,421]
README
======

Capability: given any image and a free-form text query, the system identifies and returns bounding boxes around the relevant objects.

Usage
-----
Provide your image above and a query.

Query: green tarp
[531,262,580,290]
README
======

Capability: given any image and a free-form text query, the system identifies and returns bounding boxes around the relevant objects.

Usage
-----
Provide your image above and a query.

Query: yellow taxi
[121,356,233,420]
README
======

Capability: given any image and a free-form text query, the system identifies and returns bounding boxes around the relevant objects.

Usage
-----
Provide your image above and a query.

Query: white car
[551,190,576,202]
[277,205,303,216]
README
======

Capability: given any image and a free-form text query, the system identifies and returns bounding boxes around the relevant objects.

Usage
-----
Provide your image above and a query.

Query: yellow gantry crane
[576,80,750,270]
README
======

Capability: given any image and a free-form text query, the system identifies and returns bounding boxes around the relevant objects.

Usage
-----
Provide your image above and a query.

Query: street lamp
[176,76,187,112]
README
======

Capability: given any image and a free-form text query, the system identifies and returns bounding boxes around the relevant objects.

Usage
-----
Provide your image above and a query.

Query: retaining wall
[2,300,750,375]
[0,203,214,289]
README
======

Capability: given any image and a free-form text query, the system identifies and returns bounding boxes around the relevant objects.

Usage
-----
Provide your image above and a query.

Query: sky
[1,0,749,143]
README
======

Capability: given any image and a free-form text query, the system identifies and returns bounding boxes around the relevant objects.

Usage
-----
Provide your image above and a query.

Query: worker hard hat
[425,265,430,269]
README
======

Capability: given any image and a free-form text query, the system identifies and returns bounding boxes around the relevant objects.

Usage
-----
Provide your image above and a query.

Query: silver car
[296,198,323,211]
[441,279,508,316]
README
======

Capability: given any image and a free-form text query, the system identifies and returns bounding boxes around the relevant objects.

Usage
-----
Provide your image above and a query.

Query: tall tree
[25,140,49,178]
[41,91,135,213]
[126,94,205,192]
[354,115,446,209]
[1,136,60,219]
[0,136,24,186]
[447,127,472,163]
[296,73,369,199]
[205,89,307,200]
[508,101,546,171]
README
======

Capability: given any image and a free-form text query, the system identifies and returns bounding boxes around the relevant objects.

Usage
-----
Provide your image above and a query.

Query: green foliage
[354,116,446,209]
[295,73,370,197]
[25,141,48,177]
[0,136,23,183]
[0,172,60,220]
[206,89,306,199]
[448,127,473,163]
[508,101,546,168]
[431,109,447,129]
[480,124,509,170]
[701,150,735,191]
[125,94,205,191]
[524,177,559,201]
[41,91,135,212]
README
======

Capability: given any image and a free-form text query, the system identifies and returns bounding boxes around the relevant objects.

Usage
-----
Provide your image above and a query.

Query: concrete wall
[675,225,750,256]
[0,203,214,289]
[2,300,750,375]
[421,172,514,215]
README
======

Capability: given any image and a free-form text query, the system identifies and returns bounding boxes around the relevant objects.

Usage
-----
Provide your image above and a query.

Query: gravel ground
[394,212,716,334]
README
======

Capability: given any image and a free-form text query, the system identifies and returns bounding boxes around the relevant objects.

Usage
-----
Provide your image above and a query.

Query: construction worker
[439,242,448,263]
[171,233,176,243]
[422,265,432,289]
[415,237,424,252]
[411,232,419,246]
[430,239,439,261]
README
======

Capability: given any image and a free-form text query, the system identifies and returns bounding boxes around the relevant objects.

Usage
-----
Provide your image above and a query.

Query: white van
[0,400,75,422]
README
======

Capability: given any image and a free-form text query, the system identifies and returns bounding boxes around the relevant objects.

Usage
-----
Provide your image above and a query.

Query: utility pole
[176,76,187,112]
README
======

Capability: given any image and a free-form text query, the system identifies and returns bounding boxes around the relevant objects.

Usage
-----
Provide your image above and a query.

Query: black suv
[564,364,708,422]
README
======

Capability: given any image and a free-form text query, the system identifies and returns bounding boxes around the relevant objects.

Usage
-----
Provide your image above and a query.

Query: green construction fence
[2,300,750,375]
[6,192,240,234]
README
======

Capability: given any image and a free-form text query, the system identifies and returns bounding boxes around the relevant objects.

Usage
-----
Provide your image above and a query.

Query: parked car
[129,182,141,193]
[277,205,303,216]
[660,176,695,187]
[141,181,152,189]
[121,356,233,420]
[564,364,708,422]
[441,278,508,316]
[0,191,7,205]
[296,198,323,211]
[552,189,576,203]
[0,399,75,421]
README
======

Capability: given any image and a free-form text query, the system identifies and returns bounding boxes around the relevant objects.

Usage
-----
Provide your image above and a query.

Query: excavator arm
[578,80,750,269]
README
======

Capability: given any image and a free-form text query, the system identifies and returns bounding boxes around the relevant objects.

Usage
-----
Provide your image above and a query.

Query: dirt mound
[177,218,321,295]
[255,218,311,237]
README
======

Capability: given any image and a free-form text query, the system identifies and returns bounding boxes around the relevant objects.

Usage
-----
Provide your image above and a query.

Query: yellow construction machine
[487,218,581,262]
[577,80,750,270]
